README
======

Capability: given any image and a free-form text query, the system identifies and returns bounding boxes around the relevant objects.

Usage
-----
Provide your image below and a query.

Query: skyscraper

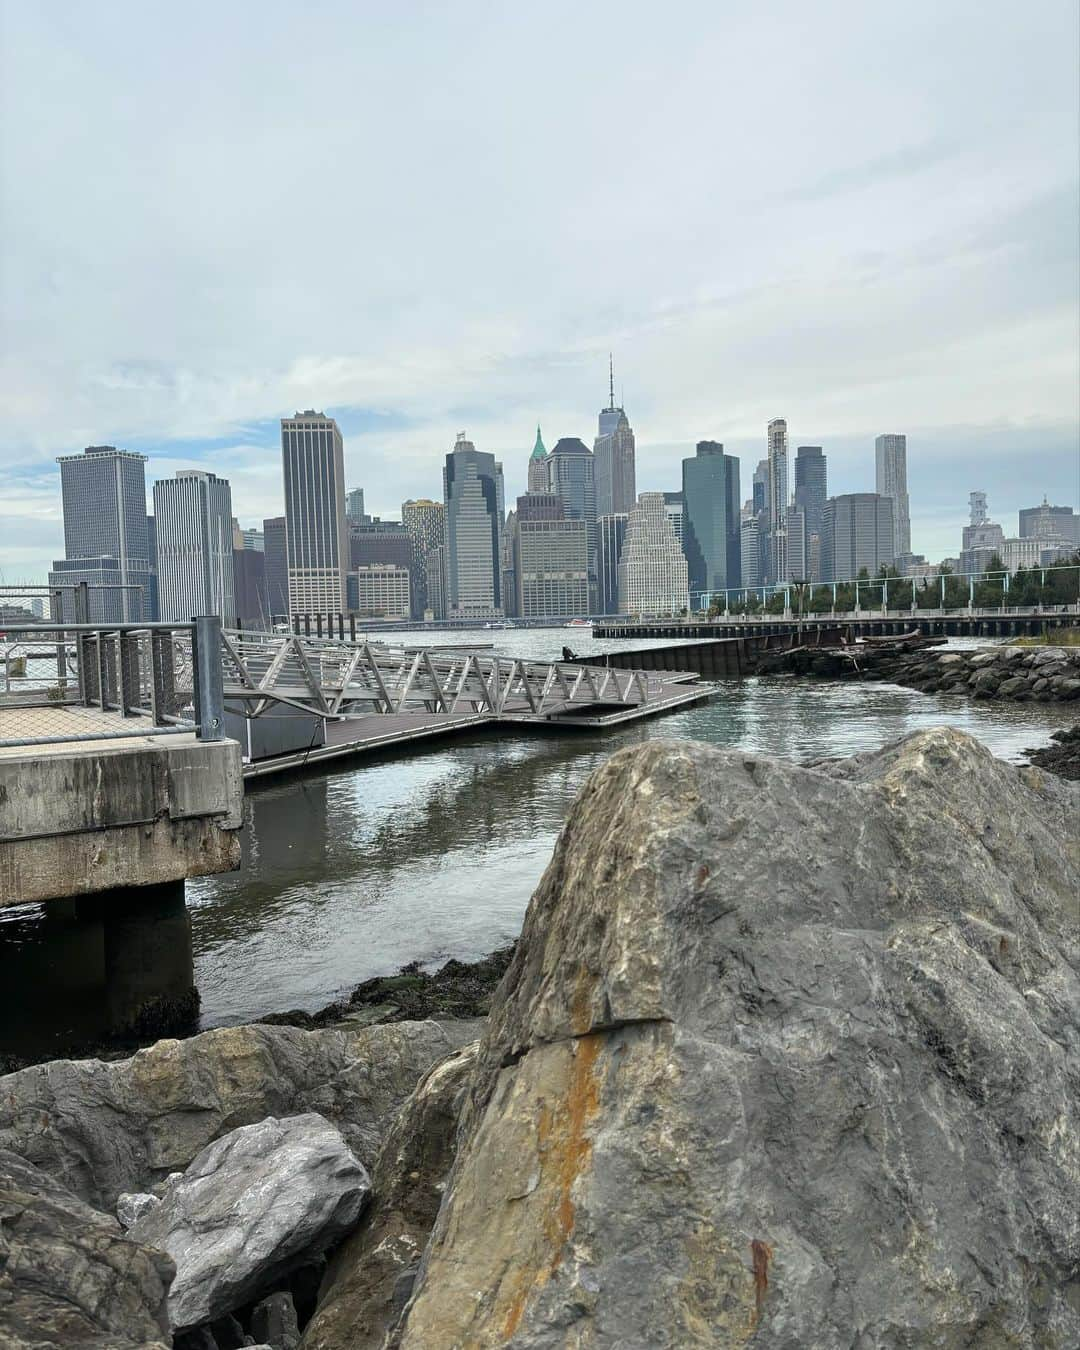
[153,471,237,625]
[767,419,788,582]
[593,358,636,518]
[512,493,589,618]
[1019,498,1079,546]
[547,437,598,609]
[794,446,827,581]
[740,516,765,588]
[618,493,688,615]
[262,517,289,621]
[53,445,152,621]
[527,426,549,494]
[281,411,348,616]
[681,441,741,603]
[345,487,368,524]
[662,492,685,550]
[402,498,446,619]
[752,460,769,517]
[443,433,505,618]
[597,513,628,615]
[793,447,827,541]
[875,434,911,557]
[820,494,896,583]
[960,492,1005,571]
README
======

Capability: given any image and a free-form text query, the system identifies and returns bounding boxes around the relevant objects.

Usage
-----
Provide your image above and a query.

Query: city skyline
[1,3,1077,581]
[6,403,1077,587]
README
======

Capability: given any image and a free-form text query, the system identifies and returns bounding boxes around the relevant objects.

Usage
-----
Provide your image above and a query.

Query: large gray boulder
[0,1017,481,1211]
[129,1113,370,1331]
[391,729,1080,1348]
[0,1148,173,1349]
[302,1040,480,1350]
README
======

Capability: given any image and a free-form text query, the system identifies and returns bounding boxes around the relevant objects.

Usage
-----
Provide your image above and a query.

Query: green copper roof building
[528,425,549,492]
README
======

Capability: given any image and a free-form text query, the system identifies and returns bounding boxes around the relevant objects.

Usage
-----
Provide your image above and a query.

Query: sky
[1,0,1078,581]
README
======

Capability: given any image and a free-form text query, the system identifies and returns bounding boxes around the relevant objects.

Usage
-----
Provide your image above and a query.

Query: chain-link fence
[0,604,224,747]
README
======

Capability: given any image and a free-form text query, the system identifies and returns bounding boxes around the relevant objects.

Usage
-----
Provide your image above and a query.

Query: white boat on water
[564,618,593,628]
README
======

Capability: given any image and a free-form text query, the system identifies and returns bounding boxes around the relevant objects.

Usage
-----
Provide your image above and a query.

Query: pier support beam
[76,881,197,1038]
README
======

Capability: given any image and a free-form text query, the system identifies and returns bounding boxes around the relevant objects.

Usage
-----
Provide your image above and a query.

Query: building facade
[546,437,598,609]
[820,493,896,583]
[512,493,589,618]
[233,547,268,627]
[54,445,152,621]
[153,471,237,625]
[766,419,788,583]
[443,434,505,617]
[752,459,769,517]
[875,434,911,557]
[345,487,368,524]
[593,366,636,517]
[662,492,685,550]
[740,516,765,589]
[617,492,688,615]
[402,498,446,619]
[281,411,348,616]
[960,492,1006,571]
[262,516,289,621]
[681,441,741,603]
[353,564,411,618]
[1019,499,1079,546]
[793,446,827,575]
[527,426,549,494]
[597,512,628,615]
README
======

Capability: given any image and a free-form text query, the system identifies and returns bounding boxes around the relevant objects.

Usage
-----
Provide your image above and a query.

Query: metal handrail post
[193,615,225,741]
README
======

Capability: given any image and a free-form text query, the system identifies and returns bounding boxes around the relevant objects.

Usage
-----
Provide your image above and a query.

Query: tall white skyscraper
[593,357,636,517]
[281,411,348,616]
[767,418,788,583]
[617,492,688,615]
[153,471,236,624]
[875,434,911,557]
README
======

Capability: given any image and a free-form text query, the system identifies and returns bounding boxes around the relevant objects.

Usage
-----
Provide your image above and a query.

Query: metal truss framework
[219,632,656,721]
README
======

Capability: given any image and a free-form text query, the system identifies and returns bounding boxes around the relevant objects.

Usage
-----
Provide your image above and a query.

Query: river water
[0,627,1070,1054]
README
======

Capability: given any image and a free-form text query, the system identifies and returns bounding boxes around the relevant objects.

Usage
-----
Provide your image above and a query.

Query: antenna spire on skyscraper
[608,353,615,410]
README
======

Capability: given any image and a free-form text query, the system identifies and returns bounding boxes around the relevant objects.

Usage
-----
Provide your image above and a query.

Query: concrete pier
[0,727,241,1050]
[0,727,243,908]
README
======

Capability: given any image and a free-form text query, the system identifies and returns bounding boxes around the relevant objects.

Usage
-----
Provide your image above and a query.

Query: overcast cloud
[1,0,1077,579]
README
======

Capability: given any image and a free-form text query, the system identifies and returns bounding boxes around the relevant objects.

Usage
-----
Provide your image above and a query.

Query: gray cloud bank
[0,0,1077,580]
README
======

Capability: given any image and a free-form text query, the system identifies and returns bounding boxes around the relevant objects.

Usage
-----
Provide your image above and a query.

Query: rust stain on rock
[501,1028,604,1340]
[751,1238,773,1325]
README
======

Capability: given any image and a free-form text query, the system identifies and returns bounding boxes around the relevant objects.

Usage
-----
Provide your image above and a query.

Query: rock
[251,1290,301,1349]
[390,730,1080,1349]
[0,1147,173,1349]
[1032,646,1064,665]
[0,1017,482,1211]
[130,1113,370,1331]
[1057,677,1080,699]
[116,1189,160,1228]
[971,668,1000,697]
[1033,676,1050,693]
[968,651,996,667]
[997,675,1029,696]
[937,652,965,664]
[302,1041,480,1350]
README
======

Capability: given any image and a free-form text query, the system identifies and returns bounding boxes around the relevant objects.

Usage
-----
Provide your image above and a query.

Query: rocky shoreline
[770,638,1080,702]
[1024,724,1080,780]
[2,728,1078,1348]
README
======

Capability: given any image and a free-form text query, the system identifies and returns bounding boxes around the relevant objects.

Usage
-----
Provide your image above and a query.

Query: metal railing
[0,616,224,748]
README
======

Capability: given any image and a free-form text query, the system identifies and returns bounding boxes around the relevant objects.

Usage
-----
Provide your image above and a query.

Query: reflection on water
[186,668,1063,1028]
[1,626,1069,1046]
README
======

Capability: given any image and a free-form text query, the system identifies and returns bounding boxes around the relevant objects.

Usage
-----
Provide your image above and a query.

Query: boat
[564,618,593,628]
